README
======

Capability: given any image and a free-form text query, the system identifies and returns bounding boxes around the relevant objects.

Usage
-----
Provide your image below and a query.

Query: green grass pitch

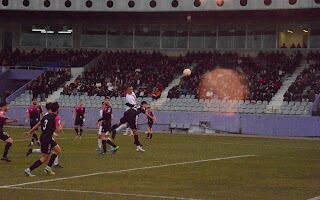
[0,127,319,200]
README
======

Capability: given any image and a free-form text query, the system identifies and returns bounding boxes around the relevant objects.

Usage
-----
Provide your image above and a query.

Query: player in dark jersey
[25,99,43,146]
[0,102,17,162]
[73,101,85,138]
[146,106,156,139]
[110,101,152,152]
[96,97,119,154]
[24,102,63,177]
[25,103,63,168]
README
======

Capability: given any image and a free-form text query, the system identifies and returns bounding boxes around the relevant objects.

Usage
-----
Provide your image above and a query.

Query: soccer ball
[183,68,191,77]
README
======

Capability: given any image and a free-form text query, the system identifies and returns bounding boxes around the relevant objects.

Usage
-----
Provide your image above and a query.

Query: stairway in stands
[45,53,104,103]
[45,68,83,103]
[150,64,197,109]
[266,60,309,113]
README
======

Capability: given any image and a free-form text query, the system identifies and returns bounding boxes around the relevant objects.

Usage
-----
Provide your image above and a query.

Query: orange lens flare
[198,68,248,101]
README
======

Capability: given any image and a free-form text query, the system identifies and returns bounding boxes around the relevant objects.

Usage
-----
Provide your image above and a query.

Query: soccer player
[24,102,63,177]
[73,101,85,138]
[96,101,104,152]
[122,86,136,136]
[96,98,119,154]
[146,106,156,139]
[110,101,152,152]
[25,99,43,146]
[26,103,63,168]
[0,102,17,162]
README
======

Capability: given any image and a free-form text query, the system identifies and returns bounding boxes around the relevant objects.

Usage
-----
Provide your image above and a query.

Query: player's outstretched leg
[110,123,121,140]
[25,154,49,177]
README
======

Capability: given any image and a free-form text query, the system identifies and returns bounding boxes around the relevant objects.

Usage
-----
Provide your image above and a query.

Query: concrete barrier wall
[6,107,320,137]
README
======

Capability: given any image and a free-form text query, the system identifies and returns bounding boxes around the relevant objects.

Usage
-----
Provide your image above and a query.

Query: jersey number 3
[42,119,48,131]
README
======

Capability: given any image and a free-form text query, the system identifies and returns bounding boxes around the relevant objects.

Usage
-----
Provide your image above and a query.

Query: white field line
[0,154,255,188]
[6,187,202,200]
[209,141,315,150]
[14,136,97,142]
[307,196,320,200]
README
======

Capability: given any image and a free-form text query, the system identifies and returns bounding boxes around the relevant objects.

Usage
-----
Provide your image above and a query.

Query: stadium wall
[6,107,320,137]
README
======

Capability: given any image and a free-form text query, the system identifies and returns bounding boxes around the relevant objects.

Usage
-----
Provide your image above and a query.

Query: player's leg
[1,135,13,162]
[97,126,102,151]
[149,124,153,139]
[45,143,61,175]
[25,153,50,177]
[100,134,108,154]
[116,124,128,135]
[104,125,119,153]
[74,124,79,137]
[128,119,145,152]
[26,147,41,157]
[79,125,83,137]
[79,119,84,138]
[146,124,151,139]
[111,117,127,139]
[53,156,63,168]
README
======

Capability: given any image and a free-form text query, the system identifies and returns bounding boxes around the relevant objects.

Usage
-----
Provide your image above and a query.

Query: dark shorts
[40,137,57,154]
[75,117,84,126]
[120,115,137,130]
[148,122,153,129]
[0,131,10,141]
[30,118,40,129]
[101,121,111,133]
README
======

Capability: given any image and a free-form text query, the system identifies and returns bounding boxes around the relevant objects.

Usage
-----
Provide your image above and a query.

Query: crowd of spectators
[0,48,100,67]
[168,51,303,102]
[27,69,71,100]
[284,52,320,102]
[62,51,192,99]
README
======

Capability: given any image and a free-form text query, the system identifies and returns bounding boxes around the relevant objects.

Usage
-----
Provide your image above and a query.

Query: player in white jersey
[96,101,104,152]
[117,86,136,136]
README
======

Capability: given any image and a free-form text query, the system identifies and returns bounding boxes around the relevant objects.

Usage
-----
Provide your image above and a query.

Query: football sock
[30,159,42,171]
[102,140,107,153]
[98,139,102,149]
[133,135,141,146]
[3,142,12,158]
[106,139,116,148]
[48,154,58,167]
[74,128,79,136]
[80,128,83,136]
[54,156,59,166]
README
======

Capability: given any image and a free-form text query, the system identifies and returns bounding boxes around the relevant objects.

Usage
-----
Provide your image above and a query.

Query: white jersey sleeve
[99,110,103,117]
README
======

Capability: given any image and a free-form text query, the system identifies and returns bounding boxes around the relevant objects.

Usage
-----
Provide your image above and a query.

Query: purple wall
[9,69,44,80]
[6,107,320,137]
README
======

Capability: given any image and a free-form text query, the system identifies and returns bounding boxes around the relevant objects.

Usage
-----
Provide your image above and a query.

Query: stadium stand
[61,51,192,98]
[284,55,320,102]
[0,49,100,67]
